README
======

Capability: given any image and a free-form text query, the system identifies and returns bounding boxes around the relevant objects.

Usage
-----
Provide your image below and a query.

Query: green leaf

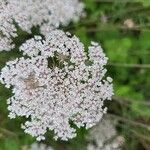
[4,139,19,150]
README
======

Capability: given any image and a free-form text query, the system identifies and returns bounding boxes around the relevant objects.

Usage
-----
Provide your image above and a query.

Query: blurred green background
[0,0,150,149]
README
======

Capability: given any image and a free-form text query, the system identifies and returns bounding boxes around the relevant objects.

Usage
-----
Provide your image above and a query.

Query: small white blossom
[0,30,113,141]
[0,36,14,51]
[0,0,84,51]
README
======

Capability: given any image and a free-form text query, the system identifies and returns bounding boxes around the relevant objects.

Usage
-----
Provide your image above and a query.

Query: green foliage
[105,38,132,62]
[137,0,150,6]
[131,102,150,117]
[4,139,19,150]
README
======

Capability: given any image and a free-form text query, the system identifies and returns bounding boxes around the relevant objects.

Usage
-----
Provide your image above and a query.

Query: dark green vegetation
[0,0,150,149]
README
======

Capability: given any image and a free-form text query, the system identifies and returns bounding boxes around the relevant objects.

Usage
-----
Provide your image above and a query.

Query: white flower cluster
[0,1,17,51]
[87,116,124,150]
[0,30,113,141]
[29,143,54,150]
[0,0,84,51]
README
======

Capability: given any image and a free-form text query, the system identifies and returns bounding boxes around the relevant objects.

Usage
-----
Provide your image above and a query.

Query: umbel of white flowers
[0,30,113,141]
[29,143,54,150]
[0,0,84,51]
[87,115,125,150]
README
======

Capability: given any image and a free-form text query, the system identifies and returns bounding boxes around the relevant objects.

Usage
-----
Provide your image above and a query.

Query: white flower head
[87,115,125,150]
[0,0,17,51]
[0,0,84,51]
[0,30,113,141]
[29,143,54,150]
